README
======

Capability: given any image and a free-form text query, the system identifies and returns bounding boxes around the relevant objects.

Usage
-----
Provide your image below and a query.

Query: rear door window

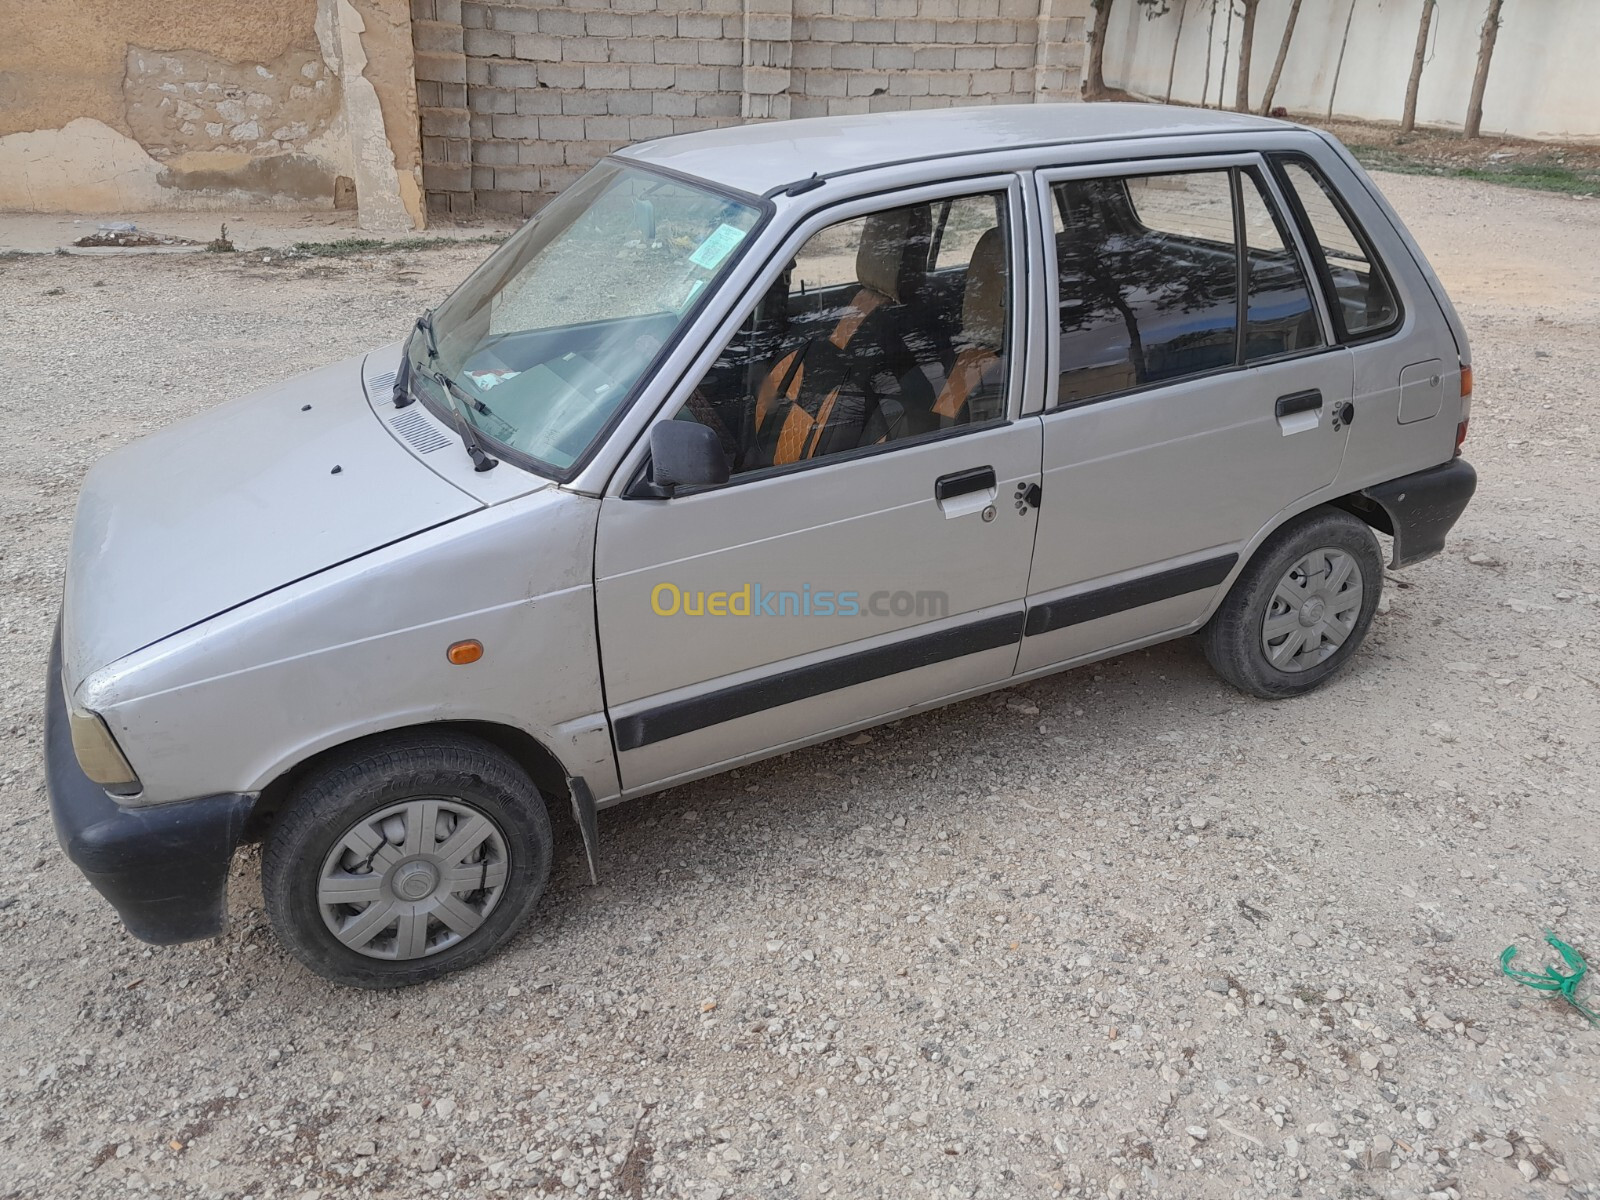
[1052,169,1239,404]
[1274,158,1400,340]
[1239,172,1324,361]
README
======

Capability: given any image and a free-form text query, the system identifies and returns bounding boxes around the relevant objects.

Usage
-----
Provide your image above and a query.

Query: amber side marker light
[447,639,484,665]
[1456,364,1474,456]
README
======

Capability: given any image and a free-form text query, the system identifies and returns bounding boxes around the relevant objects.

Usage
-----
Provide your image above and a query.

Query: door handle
[1275,389,1323,419]
[935,466,996,501]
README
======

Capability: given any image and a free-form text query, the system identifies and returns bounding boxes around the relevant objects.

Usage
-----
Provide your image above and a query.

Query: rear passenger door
[1019,155,1355,673]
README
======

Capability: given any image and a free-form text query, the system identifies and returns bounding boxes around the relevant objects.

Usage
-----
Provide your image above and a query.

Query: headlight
[68,704,140,792]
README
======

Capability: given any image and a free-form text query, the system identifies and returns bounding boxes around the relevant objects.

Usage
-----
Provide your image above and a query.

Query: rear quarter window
[1273,156,1401,341]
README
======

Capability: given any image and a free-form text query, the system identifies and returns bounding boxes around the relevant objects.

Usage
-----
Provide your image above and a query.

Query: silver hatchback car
[49,105,1476,986]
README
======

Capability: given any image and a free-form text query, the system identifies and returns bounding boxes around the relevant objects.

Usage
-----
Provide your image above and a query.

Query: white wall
[1101,0,1600,142]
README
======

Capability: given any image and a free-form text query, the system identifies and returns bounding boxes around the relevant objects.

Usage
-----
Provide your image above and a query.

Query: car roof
[615,102,1297,198]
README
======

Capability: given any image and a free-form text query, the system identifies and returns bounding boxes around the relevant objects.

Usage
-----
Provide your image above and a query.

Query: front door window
[674,190,1013,477]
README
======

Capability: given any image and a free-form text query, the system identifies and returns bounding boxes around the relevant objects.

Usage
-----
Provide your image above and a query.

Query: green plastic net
[1500,932,1598,1027]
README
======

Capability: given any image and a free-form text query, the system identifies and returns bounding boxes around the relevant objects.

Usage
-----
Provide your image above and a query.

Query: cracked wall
[0,0,424,228]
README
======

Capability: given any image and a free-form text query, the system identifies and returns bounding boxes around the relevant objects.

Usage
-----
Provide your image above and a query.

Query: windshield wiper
[395,310,497,472]
[393,310,438,410]
[431,369,499,473]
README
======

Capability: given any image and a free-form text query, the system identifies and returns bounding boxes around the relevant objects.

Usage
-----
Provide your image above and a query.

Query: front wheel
[262,732,551,988]
[1201,507,1383,700]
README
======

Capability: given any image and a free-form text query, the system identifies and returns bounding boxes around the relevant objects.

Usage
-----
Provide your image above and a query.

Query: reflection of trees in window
[1240,173,1322,360]
[1053,172,1239,402]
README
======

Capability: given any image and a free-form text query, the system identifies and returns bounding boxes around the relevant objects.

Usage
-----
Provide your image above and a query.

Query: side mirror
[643,421,728,496]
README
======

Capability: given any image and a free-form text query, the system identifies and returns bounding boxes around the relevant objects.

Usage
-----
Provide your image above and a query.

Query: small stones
[3,181,1593,1200]
[1415,1108,1437,1130]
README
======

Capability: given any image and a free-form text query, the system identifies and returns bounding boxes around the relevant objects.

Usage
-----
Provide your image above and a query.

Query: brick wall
[414,0,1087,219]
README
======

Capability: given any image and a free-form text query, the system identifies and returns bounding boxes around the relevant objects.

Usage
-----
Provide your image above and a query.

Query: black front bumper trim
[46,627,254,945]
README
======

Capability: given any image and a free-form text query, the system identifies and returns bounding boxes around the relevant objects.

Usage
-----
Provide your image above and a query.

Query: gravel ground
[2,172,1598,1200]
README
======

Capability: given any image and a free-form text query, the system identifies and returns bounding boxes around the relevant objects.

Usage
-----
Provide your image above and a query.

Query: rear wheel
[262,732,551,988]
[1201,507,1383,700]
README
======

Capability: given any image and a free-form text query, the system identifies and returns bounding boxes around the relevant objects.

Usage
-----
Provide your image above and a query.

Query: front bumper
[45,628,254,944]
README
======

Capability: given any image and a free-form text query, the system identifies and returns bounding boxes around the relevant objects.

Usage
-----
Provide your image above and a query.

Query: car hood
[62,352,483,691]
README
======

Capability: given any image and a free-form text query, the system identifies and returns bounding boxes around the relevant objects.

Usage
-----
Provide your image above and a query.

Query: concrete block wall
[415,0,1087,219]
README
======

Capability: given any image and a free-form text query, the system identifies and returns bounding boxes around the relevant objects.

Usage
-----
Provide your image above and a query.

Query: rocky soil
[1,171,1597,1200]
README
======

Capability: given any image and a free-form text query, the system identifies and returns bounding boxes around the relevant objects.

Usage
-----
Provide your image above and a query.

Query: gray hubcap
[318,798,509,960]
[1261,547,1364,673]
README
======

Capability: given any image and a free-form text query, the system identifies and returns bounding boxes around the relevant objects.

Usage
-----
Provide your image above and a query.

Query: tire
[262,731,552,988]
[1201,507,1383,700]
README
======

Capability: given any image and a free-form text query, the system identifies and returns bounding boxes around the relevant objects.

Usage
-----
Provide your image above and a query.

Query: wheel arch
[245,720,574,842]
[1193,493,1385,630]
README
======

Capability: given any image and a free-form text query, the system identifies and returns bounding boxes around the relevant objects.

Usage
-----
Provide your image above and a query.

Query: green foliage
[1349,146,1600,198]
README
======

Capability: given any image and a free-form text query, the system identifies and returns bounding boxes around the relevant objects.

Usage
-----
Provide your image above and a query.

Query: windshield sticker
[688,223,747,271]
[466,368,521,391]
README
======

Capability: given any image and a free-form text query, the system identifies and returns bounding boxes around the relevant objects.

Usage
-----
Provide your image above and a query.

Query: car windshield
[412,161,762,475]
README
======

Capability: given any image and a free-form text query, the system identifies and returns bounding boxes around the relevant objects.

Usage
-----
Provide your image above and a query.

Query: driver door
[594,177,1044,796]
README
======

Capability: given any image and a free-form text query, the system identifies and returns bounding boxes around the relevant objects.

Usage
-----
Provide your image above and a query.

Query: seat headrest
[961,227,1008,349]
[855,205,930,303]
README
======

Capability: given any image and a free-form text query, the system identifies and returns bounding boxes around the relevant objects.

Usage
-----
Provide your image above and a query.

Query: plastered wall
[0,0,427,228]
[1099,0,1600,142]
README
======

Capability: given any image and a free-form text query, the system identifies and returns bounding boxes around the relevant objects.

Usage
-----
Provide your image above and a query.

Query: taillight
[1455,364,1473,455]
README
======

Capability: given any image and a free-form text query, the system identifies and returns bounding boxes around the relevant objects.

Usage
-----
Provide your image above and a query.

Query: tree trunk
[1327,0,1359,120]
[1217,0,1234,110]
[1200,0,1218,109]
[1086,0,1116,100]
[1465,0,1504,138]
[1234,0,1261,113]
[1401,0,1435,134]
[1259,0,1303,115]
[1165,0,1190,103]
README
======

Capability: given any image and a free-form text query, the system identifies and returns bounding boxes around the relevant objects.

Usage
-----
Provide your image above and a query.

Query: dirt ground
[1,169,1597,1200]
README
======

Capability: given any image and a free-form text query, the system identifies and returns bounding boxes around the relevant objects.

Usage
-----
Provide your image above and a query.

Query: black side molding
[1359,457,1477,568]
[45,627,254,945]
[1025,554,1239,638]
[614,610,1024,751]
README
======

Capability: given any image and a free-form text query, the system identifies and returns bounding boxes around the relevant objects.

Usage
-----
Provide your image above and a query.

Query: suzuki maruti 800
[48,105,1476,986]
